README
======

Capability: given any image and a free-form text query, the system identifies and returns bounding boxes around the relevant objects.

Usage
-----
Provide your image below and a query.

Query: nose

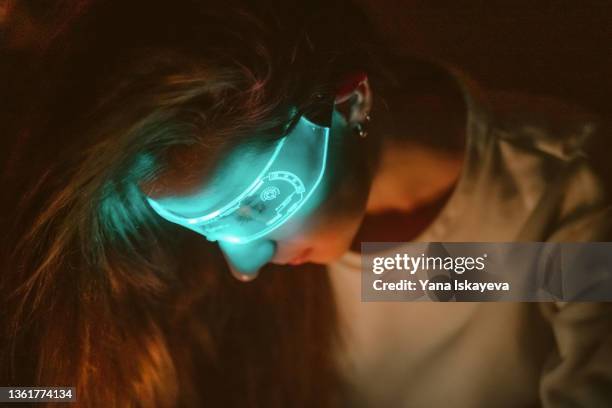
[218,239,277,282]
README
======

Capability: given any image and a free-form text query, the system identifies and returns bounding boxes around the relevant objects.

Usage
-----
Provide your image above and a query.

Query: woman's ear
[334,72,372,126]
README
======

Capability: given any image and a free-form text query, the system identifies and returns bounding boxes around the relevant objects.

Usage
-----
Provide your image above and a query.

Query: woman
[1,0,611,407]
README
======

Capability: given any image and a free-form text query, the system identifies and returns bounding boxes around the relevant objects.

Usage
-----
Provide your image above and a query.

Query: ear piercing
[353,114,371,138]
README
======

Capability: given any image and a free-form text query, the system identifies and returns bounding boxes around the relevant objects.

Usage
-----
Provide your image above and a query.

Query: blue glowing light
[146,115,330,244]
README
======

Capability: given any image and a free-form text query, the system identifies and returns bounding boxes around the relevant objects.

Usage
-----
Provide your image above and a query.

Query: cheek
[300,211,366,262]
[294,180,372,262]
[270,138,374,261]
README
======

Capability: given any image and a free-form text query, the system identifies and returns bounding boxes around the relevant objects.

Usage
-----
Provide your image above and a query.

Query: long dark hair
[0,0,393,406]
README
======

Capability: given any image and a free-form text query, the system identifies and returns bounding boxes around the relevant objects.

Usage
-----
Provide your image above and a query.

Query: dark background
[2,1,612,115]
[358,0,612,116]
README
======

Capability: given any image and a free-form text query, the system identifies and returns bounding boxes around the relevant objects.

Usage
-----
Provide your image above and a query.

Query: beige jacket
[328,68,612,407]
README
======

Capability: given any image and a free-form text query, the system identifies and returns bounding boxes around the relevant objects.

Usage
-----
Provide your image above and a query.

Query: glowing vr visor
[146,109,331,244]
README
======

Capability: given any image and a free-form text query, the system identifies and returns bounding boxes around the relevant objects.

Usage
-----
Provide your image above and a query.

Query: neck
[348,59,467,247]
[364,59,468,214]
[365,139,463,214]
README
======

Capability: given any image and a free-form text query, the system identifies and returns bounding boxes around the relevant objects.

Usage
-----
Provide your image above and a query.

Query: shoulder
[451,65,602,163]
[451,67,611,241]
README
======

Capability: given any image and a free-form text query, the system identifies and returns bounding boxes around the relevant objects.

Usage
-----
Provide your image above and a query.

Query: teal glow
[146,115,330,244]
[147,137,286,225]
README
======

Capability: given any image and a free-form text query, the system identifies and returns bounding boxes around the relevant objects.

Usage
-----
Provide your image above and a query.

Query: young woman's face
[148,108,376,278]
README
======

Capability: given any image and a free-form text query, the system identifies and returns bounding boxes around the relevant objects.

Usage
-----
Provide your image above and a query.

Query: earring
[353,114,371,138]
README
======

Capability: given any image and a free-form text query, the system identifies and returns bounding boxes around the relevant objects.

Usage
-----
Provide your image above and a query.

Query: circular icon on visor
[260,186,281,201]
[201,170,306,241]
